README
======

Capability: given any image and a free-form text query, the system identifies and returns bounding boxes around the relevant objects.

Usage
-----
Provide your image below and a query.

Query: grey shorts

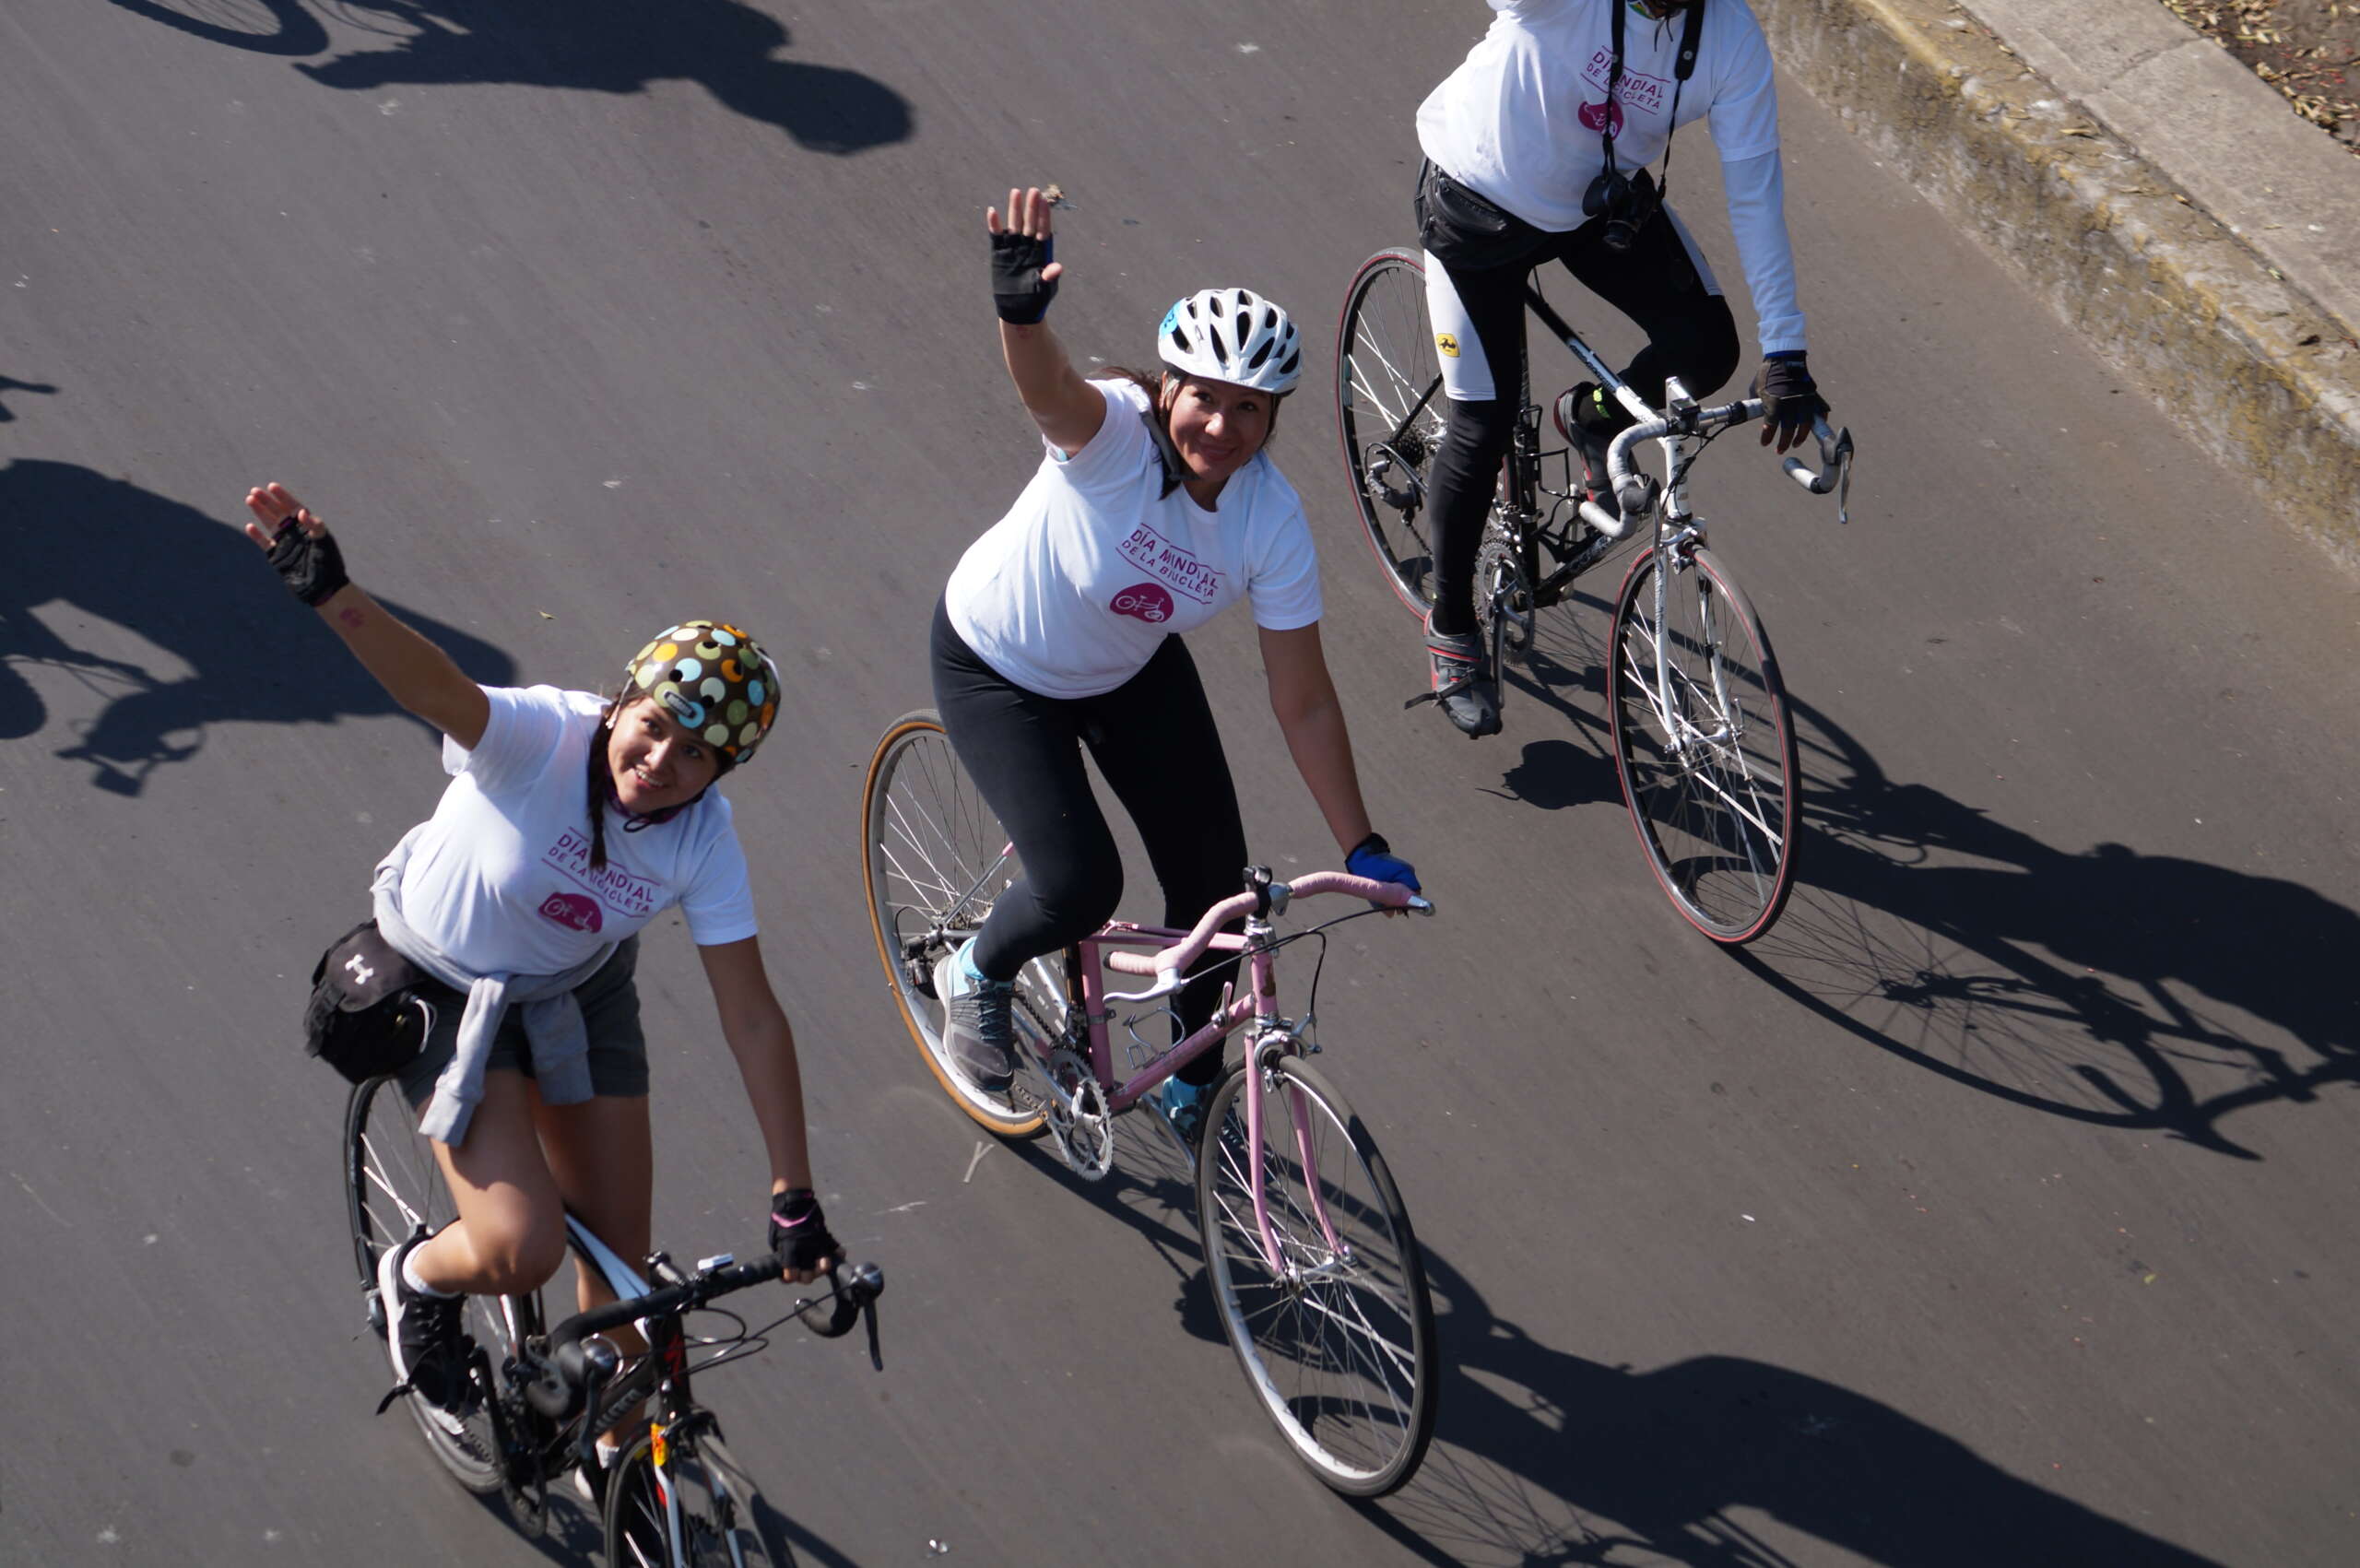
[395,937,650,1111]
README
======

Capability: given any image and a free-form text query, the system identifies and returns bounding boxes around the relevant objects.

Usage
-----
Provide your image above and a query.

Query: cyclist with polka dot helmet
[242,483,843,1450]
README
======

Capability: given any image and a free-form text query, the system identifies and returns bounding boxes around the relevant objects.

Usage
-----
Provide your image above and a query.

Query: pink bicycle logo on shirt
[1577,98,1625,136]
[1109,583,1174,623]
[538,891,604,933]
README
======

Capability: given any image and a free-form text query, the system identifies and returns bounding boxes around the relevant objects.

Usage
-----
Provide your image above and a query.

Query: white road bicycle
[1337,248,1853,944]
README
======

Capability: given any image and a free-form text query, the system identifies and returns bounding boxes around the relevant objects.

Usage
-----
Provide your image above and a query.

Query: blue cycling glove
[1346,832,1421,893]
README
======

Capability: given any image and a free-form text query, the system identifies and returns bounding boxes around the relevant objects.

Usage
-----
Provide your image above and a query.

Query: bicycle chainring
[1476,528,1536,664]
[1041,1047,1115,1181]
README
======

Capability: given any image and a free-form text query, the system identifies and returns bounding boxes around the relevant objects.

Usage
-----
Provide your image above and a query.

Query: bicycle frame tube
[1080,920,1351,1277]
[1525,283,1653,428]
[1076,924,1255,1112]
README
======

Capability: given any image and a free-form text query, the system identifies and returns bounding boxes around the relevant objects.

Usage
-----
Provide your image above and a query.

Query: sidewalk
[1757,0,2360,568]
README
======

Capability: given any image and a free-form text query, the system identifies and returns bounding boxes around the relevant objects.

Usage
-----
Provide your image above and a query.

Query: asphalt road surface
[4,3,2354,1564]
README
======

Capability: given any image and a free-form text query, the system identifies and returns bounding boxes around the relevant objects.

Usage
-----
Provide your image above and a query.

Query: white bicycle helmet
[1157,288,1304,395]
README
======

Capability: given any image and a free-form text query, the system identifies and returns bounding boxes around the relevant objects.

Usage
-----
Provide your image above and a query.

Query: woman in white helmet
[928,184,1420,1143]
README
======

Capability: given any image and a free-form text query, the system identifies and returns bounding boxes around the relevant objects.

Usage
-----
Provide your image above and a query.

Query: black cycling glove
[266,518,350,607]
[988,229,1058,324]
[1752,352,1829,453]
[768,1188,842,1274]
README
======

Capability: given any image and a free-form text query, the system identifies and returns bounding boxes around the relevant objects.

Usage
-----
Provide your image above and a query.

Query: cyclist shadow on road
[0,458,515,795]
[1481,582,1623,813]
[1737,694,2358,1160]
[1357,1248,2224,1568]
[0,373,59,422]
[1031,1143,2224,1566]
[277,0,913,156]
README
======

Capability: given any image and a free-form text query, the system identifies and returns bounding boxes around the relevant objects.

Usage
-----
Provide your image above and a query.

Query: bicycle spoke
[1197,1056,1435,1494]
[1610,550,1799,941]
[1339,251,1449,615]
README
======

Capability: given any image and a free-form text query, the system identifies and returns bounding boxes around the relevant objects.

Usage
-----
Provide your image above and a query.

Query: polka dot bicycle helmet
[1157,287,1304,395]
[623,620,780,766]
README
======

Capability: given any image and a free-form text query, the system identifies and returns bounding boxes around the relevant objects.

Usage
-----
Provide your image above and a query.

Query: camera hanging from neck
[1591,0,1707,245]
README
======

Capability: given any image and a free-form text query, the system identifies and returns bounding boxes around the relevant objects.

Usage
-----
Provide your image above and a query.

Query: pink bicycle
[861,711,1441,1496]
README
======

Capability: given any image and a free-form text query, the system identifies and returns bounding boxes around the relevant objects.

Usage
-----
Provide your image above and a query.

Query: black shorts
[395,937,650,1111]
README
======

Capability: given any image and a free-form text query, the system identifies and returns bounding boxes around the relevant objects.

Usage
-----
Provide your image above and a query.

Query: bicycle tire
[1336,248,1450,617]
[606,1425,796,1568]
[1606,545,1800,943]
[343,1075,515,1494]
[1195,1054,1438,1497]
[860,710,1056,1138]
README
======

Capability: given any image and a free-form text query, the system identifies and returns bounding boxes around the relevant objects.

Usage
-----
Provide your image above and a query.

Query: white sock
[401,1247,460,1300]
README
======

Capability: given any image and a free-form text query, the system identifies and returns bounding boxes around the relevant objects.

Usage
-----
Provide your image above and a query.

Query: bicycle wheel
[861,711,1055,1138]
[1196,1054,1437,1497]
[606,1425,796,1568]
[1337,248,1450,617]
[344,1074,513,1494]
[1607,545,1800,943]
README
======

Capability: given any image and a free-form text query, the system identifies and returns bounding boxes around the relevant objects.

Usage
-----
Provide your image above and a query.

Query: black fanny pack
[1415,159,1551,273]
[303,920,441,1084]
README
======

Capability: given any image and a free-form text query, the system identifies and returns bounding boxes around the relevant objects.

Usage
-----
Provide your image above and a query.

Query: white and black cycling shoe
[377,1232,475,1434]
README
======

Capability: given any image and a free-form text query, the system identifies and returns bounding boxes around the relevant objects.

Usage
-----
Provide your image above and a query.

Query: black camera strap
[1599,1,1707,206]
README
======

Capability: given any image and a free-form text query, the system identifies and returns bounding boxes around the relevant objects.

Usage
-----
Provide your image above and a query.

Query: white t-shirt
[945,379,1324,700]
[382,685,759,975]
[1417,0,1804,352]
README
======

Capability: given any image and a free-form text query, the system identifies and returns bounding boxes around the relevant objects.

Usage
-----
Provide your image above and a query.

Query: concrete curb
[1756,0,2360,569]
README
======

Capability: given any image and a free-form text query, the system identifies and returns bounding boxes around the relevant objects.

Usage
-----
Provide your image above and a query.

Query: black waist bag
[303,920,440,1084]
[1415,159,1552,273]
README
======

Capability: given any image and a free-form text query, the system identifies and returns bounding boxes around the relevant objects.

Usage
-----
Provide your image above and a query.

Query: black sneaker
[377,1232,474,1431]
[1410,610,1501,738]
[934,941,1016,1092]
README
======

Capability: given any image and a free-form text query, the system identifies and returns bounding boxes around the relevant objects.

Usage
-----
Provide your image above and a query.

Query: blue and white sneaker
[933,938,1016,1093]
[1154,1076,1213,1152]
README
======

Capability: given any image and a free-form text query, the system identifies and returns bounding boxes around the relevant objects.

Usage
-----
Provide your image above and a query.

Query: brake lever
[1779,415,1855,523]
[861,1299,883,1373]
[1105,969,1185,1004]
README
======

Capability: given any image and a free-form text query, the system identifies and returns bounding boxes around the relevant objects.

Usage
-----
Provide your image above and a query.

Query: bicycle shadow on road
[220,0,917,156]
[1481,581,1623,812]
[999,1089,2218,1565]
[1353,1249,2223,1568]
[0,458,516,795]
[1009,1105,1231,1348]
[1735,694,2359,1160]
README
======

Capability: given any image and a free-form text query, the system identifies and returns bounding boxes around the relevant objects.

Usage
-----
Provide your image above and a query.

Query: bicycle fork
[1239,1023,1353,1288]
[1645,528,1741,763]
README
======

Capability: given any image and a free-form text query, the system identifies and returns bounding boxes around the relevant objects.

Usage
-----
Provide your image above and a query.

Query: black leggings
[1424,195,1740,636]
[930,600,1248,1086]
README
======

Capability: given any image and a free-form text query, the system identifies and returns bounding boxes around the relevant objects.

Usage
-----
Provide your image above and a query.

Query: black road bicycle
[344,1072,884,1567]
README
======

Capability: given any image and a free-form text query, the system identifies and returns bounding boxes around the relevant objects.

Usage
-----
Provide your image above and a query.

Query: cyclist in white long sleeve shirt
[1408,0,1831,737]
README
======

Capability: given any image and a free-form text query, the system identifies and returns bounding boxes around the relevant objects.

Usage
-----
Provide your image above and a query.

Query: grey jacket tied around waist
[372,823,620,1146]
